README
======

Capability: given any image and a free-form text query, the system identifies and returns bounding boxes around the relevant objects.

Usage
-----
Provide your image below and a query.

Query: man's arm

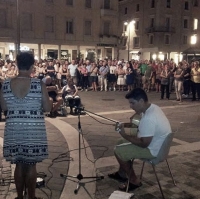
[118,123,153,148]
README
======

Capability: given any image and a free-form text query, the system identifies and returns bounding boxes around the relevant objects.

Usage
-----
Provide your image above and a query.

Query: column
[38,44,41,61]
[58,44,61,60]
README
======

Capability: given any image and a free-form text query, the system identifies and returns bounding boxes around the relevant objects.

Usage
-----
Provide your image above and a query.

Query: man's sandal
[119,182,142,192]
[108,171,127,182]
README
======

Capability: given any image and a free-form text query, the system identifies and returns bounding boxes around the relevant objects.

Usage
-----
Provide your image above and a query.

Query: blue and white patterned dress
[2,78,48,164]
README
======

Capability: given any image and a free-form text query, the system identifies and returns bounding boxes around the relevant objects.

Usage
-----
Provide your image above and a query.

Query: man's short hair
[125,88,148,102]
[16,52,34,71]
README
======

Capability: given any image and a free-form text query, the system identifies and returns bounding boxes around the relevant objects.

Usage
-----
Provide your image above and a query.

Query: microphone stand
[60,107,104,195]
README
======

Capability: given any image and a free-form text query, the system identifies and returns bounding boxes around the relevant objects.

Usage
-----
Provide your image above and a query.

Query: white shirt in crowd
[68,64,77,76]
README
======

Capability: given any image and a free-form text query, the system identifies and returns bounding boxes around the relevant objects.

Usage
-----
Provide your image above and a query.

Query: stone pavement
[0,120,70,199]
[1,91,200,199]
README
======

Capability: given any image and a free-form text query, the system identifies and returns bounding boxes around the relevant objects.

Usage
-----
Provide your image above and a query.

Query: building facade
[118,0,200,63]
[0,0,119,61]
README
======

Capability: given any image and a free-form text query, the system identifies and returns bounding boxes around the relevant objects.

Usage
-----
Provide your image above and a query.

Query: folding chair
[139,133,176,199]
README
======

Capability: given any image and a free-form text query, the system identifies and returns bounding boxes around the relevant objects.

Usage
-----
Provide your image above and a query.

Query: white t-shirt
[138,104,171,157]
[68,64,77,76]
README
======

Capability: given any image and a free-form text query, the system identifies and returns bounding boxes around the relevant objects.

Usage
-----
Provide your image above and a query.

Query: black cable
[85,112,114,126]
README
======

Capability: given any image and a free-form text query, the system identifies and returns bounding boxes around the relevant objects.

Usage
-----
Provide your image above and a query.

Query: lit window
[191,34,197,44]
[194,18,198,30]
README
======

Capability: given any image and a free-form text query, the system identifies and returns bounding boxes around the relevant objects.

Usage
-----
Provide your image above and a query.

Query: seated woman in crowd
[62,78,81,114]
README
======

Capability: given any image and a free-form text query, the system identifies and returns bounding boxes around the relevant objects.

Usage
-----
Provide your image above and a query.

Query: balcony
[100,9,117,17]
[146,26,176,33]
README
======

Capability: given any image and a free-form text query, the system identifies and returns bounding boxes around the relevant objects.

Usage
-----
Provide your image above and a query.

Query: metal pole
[16,0,20,55]
[128,22,130,61]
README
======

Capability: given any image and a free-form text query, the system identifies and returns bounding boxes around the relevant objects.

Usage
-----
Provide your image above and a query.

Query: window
[166,17,170,29]
[183,19,188,28]
[151,0,155,8]
[125,7,127,14]
[135,21,139,30]
[165,35,170,44]
[66,0,73,6]
[123,24,127,32]
[183,35,188,44]
[136,4,140,11]
[103,21,110,35]
[45,16,54,32]
[85,20,91,35]
[85,0,91,8]
[133,37,140,48]
[194,18,198,30]
[104,0,110,9]
[166,0,171,8]
[193,0,198,7]
[184,1,189,10]
[150,18,155,27]
[0,9,6,28]
[22,13,32,31]
[66,19,73,34]
[149,35,154,44]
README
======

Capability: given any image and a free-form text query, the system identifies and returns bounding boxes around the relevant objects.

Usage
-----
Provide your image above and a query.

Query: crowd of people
[0,57,200,104]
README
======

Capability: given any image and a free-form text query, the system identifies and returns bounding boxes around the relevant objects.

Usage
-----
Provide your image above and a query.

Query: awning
[182,47,200,54]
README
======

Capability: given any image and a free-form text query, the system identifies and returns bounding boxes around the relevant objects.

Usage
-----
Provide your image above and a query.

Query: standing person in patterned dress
[0,52,51,199]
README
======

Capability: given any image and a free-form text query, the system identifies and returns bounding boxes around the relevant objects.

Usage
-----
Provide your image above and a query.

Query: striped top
[2,78,48,164]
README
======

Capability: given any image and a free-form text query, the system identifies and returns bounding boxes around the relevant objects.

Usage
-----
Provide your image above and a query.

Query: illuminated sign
[9,45,30,51]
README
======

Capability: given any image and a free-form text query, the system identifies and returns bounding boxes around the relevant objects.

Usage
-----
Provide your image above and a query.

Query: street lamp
[190,34,197,61]
[124,20,135,61]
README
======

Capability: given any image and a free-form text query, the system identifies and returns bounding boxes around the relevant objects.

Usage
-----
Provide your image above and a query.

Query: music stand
[60,107,104,194]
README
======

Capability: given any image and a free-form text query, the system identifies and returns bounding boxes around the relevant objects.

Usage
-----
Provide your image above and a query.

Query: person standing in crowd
[90,63,99,91]
[174,62,184,102]
[108,88,171,191]
[160,64,171,100]
[108,60,117,91]
[6,63,18,79]
[155,63,162,93]
[182,62,191,98]
[37,63,46,80]
[125,62,134,92]
[81,63,89,91]
[76,63,83,89]
[68,59,77,85]
[86,60,92,88]
[143,61,153,92]
[99,60,109,91]
[59,63,68,88]
[191,61,200,101]
[117,63,126,91]
[0,52,51,199]
[169,60,176,93]
[46,61,56,78]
